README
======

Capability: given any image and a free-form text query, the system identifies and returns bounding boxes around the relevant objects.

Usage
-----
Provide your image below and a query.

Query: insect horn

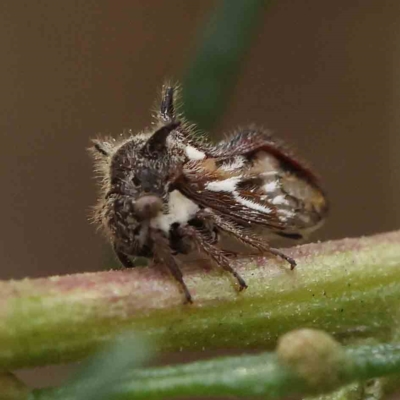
[144,121,181,154]
[160,86,175,122]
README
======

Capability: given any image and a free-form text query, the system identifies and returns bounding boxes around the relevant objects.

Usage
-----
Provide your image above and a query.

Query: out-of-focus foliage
[183,0,268,131]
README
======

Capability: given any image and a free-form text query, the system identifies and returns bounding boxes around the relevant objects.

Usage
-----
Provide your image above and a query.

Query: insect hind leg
[269,248,297,270]
[196,209,296,270]
[178,224,247,291]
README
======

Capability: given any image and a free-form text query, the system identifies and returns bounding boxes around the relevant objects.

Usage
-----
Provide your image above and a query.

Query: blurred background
[2,0,400,392]
[1,0,399,281]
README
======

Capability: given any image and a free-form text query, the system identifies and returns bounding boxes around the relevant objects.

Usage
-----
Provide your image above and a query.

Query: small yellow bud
[277,329,351,390]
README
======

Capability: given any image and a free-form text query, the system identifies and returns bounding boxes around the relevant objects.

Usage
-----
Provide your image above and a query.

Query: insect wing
[180,150,327,234]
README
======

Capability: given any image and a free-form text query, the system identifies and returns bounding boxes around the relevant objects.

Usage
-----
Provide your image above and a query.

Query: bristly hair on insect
[89,84,328,303]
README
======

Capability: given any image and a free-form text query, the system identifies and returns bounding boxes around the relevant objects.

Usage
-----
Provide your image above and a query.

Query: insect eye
[132,176,141,186]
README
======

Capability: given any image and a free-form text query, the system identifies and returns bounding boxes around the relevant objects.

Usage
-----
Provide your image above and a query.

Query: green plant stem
[0,371,29,400]
[1,231,400,369]
[33,343,400,399]
[183,0,268,131]
[307,383,365,400]
[39,334,150,400]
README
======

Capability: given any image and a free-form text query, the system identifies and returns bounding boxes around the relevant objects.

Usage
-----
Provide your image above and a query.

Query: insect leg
[220,250,240,258]
[160,86,175,122]
[113,244,135,268]
[179,224,247,291]
[196,209,297,269]
[268,248,297,270]
[150,230,193,303]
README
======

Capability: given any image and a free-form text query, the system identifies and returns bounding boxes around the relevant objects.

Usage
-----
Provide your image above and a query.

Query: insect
[89,85,328,303]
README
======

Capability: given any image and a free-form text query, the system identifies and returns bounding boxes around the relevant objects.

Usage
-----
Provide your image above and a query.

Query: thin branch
[1,231,400,369]
[33,332,400,399]
[0,371,29,400]
[182,0,268,131]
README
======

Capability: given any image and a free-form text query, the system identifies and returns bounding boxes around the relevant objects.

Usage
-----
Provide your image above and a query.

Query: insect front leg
[150,229,193,304]
[113,243,135,268]
[178,224,248,291]
[195,209,297,270]
[112,231,154,269]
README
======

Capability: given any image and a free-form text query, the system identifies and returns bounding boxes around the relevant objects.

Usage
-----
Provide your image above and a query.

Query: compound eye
[132,175,141,186]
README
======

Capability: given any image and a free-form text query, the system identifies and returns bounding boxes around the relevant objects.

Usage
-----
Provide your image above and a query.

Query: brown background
[2,0,400,390]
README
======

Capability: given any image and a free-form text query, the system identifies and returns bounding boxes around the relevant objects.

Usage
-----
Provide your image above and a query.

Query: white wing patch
[206,176,272,214]
[277,208,295,220]
[185,145,206,160]
[271,195,289,205]
[263,180,279,192]
[233,193,272,214]
[205,177,242,192]
[220,156,246,172]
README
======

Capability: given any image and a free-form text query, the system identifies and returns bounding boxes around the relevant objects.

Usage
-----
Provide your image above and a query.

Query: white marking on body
[220,156,245,171]
[150,190,199,234]
[271,195,289,205]
[263,180,279,192]
[205,177,242,192]
[185,145,206,160]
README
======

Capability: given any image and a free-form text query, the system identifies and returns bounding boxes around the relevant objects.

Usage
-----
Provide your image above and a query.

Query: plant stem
[183,0,268,131]
[0,371,29,400]
[1,231,400,369]
[33,341,400,399]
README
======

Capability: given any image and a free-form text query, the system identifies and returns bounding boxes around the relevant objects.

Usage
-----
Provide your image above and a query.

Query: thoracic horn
[144,121,181,154]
